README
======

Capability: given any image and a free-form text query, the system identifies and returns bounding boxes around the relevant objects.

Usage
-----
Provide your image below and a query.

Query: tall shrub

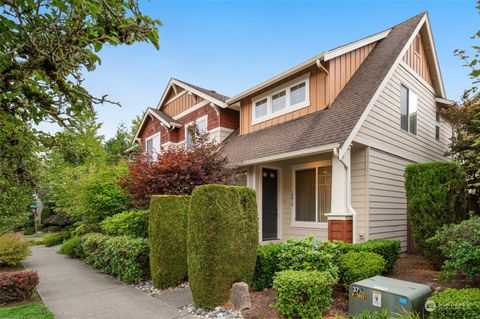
[101,210,148,238]
[404,161,467,267]
[149,195,190,288]
[0,233,30,266]
[188,185,258,308]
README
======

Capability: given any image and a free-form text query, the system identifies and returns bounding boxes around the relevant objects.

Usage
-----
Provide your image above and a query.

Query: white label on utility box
[373,290,381,307]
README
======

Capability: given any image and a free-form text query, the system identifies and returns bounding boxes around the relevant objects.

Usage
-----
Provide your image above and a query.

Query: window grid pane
[290,82,306,106]
[255,98,268,118]
[272,91,286,113]
[295,168,316,222]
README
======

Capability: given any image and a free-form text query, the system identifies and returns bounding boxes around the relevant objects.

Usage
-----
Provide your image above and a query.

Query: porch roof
[222,13,424,166]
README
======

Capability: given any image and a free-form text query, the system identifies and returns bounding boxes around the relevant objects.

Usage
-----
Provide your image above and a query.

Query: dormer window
[252,73,310,125]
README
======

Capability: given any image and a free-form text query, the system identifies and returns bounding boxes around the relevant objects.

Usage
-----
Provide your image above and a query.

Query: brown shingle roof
[222,13,425,165]
[174,79,229,103]
[148,108,181,127]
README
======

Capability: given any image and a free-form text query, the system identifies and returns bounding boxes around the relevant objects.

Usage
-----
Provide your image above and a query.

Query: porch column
[326,148,353,243]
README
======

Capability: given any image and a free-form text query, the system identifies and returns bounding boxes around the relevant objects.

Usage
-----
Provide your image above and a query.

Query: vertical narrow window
[290,82,306,106]
[400,85,417,135]
[271,91,286,113]
[146,134,160,160]
[255,98,268,118]
[317,166,332,223]
[295,168,316,222]
[435,110,441,141]
[186,117,208,148]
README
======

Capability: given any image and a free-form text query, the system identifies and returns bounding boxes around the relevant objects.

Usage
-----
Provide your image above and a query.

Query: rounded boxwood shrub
[188,185,258,308]
[346,239,401,272]
[428,288,480,319]
[0,233,30,266]
[149,195,190,289]
[44,232,70,247]
[0,271,39,304]
[404,161,467,268]
[338,251,385,288]
[59,236,83,258]
[251,243,284,290]
[101,210,148,238]
[273,270,337,319]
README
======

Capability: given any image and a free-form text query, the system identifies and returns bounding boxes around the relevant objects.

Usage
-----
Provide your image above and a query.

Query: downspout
[333,145,358,243]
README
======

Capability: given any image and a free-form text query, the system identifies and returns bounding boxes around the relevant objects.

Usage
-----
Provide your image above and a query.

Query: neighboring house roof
[223,13,426,166]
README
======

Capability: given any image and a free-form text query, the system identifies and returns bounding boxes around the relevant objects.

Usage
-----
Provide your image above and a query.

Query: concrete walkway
[24,245,195,319]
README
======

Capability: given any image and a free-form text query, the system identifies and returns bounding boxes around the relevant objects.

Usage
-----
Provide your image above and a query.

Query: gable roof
[222,13,426,166]
[132,108,182,143]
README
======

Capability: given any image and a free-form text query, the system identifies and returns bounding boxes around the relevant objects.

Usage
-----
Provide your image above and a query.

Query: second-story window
[400,85,417,135]
[146,133,161,160]
[435,110,441,141]
[252,73,310,124]
[185,116,208,148]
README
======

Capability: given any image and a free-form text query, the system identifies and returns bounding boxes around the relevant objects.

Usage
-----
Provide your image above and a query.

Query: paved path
[24,245,195,319]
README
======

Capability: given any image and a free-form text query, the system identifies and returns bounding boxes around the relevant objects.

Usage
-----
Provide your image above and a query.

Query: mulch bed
[244,254,479,319]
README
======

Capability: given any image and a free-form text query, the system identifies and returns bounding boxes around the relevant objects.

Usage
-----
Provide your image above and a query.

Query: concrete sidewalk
[24,245,194,319]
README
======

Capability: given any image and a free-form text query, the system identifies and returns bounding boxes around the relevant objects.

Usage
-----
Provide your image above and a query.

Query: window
[235,170,248,187]
[252,74,310,124]
[400,85,417,135]
[293,164,332,224]
[145,133,161,160]
[435,110,441,141]
[185,116,208,148]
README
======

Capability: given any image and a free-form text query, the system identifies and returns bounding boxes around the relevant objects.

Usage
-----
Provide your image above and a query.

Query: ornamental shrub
[59,236,83,258]
[0,233,30,266]
[40,206,52,224]
[24,227,35,235]
[352,309,389,319]
[44,232,70,247]
[149,195,190,289]
[251,243,284,290]
[43,213,72,227]
[188,185,258,308]
[428,288,480,319]
[0,271,39,304]
[101,210,148,238]
[428,216,480,280]
[81,233,149,283]
[277,236,340,279]
[404,162,467,268]
[338,251,385,288]
[347,239,401,272]
[47,226,59,233]
[273,270,337,319]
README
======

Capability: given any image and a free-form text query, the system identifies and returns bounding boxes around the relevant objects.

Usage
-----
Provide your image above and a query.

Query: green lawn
[0,302,54,319]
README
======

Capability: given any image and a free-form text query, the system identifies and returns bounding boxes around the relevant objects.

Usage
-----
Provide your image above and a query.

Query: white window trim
[184,115,208,148]
[145,132,161,159]
[252,73,310,125]
[291,160,332,229]
[400,84,418,137]
[435,110,441,141]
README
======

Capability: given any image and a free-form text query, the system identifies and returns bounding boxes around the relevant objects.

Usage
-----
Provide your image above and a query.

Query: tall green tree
[105,123,131,164]
[0,0,161,231]
[448,1,480,194]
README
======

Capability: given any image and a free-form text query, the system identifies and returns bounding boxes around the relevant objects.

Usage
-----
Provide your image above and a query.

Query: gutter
[333,145,358,244]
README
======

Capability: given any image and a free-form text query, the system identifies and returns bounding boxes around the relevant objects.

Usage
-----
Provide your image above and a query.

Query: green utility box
[349,276,432,317]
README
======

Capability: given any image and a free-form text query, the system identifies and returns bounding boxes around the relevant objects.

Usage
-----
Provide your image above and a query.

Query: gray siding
[351,147,368,242]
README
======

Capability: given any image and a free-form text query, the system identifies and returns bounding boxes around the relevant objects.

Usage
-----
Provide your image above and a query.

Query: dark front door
[262,168,278,240]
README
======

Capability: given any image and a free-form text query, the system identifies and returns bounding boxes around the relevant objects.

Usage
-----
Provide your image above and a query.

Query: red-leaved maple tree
[122,133,235,208]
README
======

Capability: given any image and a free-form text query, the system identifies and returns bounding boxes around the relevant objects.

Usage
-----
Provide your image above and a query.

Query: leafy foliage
[0,271,39,305]
[81,233,149,283]
[428,215,480,280]
[104,123,132,164]
[101,210,148,238]
[59,236,83,258]
[0,233,30,266]
[405,161,468,267]
[251,243,283,290]
[345,239,400,272]
[188,185,258,308]
[123,136,235,208]
[338,251,385,288]
[43,213,72,227]
[149,195,190,288]
[428,288,480,319]
[43,232,70,247]
[273,270,337,319]
[352,309,390,319]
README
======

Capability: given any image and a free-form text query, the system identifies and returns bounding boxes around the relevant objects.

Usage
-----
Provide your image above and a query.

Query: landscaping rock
[182,304,243,319]
[230,282,251,311]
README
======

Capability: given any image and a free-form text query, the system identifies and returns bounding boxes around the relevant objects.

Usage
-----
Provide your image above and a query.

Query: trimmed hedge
[0,233,30,266]
[81,233,149,284]
[346,239,400,272]
[59,236,83,258]
[405,162,467,268]
[44,232,70,247]
[338,251,385,288]
[188,185,258,308]
[149,195,190,289]
[273,270,337,319]
[0,271,39,304]
[251,243,283,290]
[428,288,480,319]
[101,210,148,238]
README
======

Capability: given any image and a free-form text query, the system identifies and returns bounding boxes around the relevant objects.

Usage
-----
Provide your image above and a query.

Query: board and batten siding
[354,62,452,251]
[402,33,433,86]
[162,93,204,118]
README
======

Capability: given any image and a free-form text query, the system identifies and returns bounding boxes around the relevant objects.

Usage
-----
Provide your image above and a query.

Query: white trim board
[324,29,390,61]
[339,13,427,159]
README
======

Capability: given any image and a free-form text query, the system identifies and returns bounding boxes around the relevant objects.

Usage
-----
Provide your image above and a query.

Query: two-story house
[133,78,239,157]
[222,12,453,251]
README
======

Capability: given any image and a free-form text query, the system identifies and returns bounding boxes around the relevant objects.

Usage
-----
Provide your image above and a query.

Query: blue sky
[79,0,478,139]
